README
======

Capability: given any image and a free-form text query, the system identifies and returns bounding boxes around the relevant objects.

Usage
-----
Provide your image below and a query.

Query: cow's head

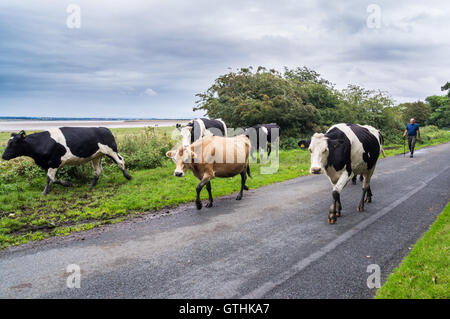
[177,123,193,147]
[2,131,27,161]
[299,133,344,174]
[166,146,197,177]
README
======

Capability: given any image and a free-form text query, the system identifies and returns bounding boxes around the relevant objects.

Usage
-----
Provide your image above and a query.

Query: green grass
[376,203,450,299]
[0,127,449,249]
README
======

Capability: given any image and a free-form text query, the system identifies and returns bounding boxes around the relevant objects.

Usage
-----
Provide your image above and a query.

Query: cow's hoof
[365,197,372,203]
[123,170,132,180]
[42,191,49,196]
[352,180,356,185]
[335,211,341,217]
[328,218,336,224]
[205,202,213,208]
[63,182,73,187]
[357,206,364,212]
[244,185,249,191]
[196,201,203,210]
[236,195,242,200]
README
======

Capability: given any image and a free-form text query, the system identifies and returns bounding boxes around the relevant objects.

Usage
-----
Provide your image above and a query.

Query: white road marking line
[242,165,450,298]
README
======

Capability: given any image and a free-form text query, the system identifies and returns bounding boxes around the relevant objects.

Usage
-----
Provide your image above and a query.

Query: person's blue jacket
[406,123,419,136]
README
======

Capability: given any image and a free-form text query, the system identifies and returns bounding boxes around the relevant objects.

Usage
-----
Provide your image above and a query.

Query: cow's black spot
[347,124,380,170]
[60,127,117,158]
[18,131,66,169]
[190,118,226,143]
[325,127,352,175]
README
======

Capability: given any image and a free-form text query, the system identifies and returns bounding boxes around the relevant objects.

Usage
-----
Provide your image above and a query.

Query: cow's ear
[176,123,182,131]
[19,130,27,139]
[166,150,175,158]
[298,140,310,149]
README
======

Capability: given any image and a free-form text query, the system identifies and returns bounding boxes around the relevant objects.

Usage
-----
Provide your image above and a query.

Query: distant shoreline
[0,117,190,121]
[0,119,190,132]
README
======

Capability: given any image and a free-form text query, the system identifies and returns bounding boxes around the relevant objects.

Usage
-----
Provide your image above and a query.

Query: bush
[115,127,175,170]
[280,136,300,150]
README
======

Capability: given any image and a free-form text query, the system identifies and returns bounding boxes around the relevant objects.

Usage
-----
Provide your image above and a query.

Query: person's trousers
[408,135,416,154]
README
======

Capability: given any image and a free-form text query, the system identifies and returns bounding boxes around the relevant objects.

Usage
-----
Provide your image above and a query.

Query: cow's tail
[379,132,386,158]
[246,165,252,178]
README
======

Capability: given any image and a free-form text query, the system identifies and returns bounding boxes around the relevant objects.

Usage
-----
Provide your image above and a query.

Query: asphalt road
[1,143,449,299]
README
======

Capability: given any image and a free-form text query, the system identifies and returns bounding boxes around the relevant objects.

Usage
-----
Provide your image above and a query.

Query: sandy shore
[0,119,190,132]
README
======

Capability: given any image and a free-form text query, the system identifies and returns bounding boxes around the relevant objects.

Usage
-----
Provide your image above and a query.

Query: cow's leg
[329,171,352,223]
[205,182,213,208]
[89,157,103,189]
[358,188,367,212]
[42,168,58,195]
[364,170,374,204]
[267,143,272,159]
[236,171,247,200]
[329,190,342,224]
[195,175,212,210]
[365,186,373,203]
[358,173,373,211]
[54,180,73,187]
[352,175,357,184]
[104,149,132,180]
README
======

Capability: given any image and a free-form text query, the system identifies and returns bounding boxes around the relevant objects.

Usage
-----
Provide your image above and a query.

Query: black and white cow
[1,127,132,195]
[298,123,385,224]
[176,118,227,147]
[243,123,280,161]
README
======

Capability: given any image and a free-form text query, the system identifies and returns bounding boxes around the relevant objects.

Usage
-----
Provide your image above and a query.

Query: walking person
[403,118,421,158]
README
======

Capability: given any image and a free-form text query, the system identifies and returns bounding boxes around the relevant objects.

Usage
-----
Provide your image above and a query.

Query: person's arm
[417,128,421,141]
[403,129,408,137]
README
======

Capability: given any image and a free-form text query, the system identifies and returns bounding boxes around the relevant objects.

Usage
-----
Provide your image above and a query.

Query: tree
[194,67,318,136]
[425,95,450,128]
[398,101,432,125]
[194,66,401,141]
[441,82,450,97]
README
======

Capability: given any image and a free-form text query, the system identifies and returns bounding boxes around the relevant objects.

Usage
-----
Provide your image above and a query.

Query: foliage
[441,82,450,97]
[398,101,432,125]
[114,126,176,170]
[194,66,318,137]
[425,95,450,128]
[194,66,403,143]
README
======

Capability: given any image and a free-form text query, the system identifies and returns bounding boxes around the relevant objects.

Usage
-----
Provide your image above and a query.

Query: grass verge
[376,202,450,299]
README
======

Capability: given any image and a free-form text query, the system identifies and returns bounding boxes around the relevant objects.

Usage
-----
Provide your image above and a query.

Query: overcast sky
[0,0,449,118]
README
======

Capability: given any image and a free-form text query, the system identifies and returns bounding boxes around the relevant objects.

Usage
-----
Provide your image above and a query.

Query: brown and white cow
[166,135,251,209]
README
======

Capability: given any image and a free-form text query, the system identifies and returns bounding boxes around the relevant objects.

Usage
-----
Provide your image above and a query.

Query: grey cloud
[0,0,449,117]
